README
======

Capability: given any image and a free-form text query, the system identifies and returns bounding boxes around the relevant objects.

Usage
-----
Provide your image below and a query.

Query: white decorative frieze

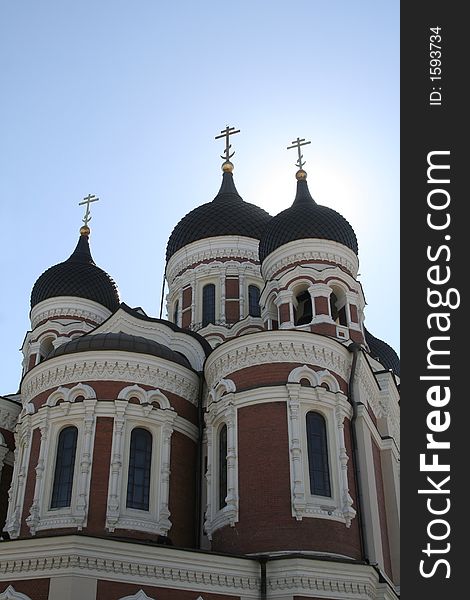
[21,353,200,406]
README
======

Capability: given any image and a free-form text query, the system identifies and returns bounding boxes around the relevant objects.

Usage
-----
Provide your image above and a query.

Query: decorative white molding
[45,383,96,407]
[26,399,97,535]
[204,391,239,539]
[87,307,207,372]
[0,586,32,600]
[208,378,236,403]
[30,296,112,330]
[105,399,177,535]
[0,398,21,431]
[261,238,359,280]
[21,352,200,406]
[204,330,351,392]
[117,385,171,409]
[286,380,356,527]
[5,417,33,539]
[119,590,156,600]
[166,235,261,284]
[288,364,341,392]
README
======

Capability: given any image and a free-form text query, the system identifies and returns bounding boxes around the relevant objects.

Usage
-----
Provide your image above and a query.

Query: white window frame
[26,383,98,534]
[106,385,177,536]
[286,365,356,527]
[204,378,238,539]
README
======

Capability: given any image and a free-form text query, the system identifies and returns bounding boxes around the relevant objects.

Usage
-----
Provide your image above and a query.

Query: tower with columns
[0,130,399,600]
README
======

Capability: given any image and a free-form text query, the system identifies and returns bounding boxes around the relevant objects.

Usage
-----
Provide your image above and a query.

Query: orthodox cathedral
[0,130,400,600]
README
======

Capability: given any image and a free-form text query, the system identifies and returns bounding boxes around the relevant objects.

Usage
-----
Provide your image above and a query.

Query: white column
[239,273,245,319]
[76,399,97,528]
[106,400,127,532]
[286,384,306,520]
[6,420,32,538]
[219,271,226,324]
[26,417,49,535]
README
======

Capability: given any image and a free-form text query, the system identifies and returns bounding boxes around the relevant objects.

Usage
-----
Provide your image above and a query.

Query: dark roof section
[166,171,272,262]
[259,177,358,262]
[365,328,400,377]
[116,303,213,357]
[31,234,120,312]
[47,332,192,369]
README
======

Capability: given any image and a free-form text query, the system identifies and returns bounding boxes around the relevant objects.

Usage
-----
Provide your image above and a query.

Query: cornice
[204,330,352,391]
[21,352,200,406]
[166,235,261,284]
[262,238,359,281]
[30,297,111,330]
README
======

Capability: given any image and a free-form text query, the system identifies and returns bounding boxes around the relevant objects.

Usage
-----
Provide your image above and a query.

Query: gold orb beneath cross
[222,161,234,173]
[296,169,307,180]
[80,225,90,236]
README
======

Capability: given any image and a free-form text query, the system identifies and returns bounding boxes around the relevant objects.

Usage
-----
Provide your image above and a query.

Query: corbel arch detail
[117,385,171,409]
[46,382,96,407]
[288,365,341,393]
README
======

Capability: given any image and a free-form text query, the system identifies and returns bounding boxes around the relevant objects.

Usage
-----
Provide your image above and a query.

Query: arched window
[294,290,313,325]
[127,428,152,511]
[173,300,179,325]
[202,284,216,327]
[218,424,228,510]
[39,336,54,362]
[330,291,348,326]
[306,412,331,497]
[248,285,261,317]
[51,426,78,508]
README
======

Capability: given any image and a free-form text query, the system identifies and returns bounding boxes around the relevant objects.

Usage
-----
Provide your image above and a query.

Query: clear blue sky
[1,1,399,394]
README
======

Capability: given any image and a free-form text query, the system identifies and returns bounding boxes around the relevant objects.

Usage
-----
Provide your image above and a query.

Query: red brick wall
[97,580,240,599]
[0,579,50,599]
[279,303,290,323]
[211,403,362,558]
[225,278,239,299]
[372,440,392,580]
[168,431,197,547]
[182,308,192,329]
[229,363,348,394]
[225,301,240,324]
[182,286,192,309]
[85,417,114,535]
[314,296,330,315]
[0,428,15,450]
[350,304,358,323]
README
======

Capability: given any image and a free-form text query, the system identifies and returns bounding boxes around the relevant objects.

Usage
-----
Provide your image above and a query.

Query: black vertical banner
[401,2,466,598]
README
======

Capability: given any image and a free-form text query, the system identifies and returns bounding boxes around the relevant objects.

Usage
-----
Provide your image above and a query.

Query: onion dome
[259,170,358,262]
[166,167,272,262]
[365,328,400,377]
[30,231,120,312]
[47,332,191,369]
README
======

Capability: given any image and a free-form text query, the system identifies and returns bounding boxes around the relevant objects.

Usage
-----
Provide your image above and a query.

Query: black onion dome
[365,328,400,377]
[30,234,120,312]
[166,171,272,262]
[259,177,358,262]
[47,332,191,369]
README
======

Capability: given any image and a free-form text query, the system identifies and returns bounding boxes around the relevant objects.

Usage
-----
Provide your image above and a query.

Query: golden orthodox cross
[215,125,240,162]
[78,194,99,227]
[287,137,311,170]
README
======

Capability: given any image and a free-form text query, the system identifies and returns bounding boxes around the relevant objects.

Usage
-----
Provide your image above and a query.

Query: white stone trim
[0,398,21,431]
[0,586,32,600]
[288,364,341,392]
[286,380,356,527]
[45,383,96,407]
[204,330,351,391]
[119,590,155,600]
[204,386,238,539]
[0,535,260,597]
[261,238,359,280]
[105,400,177,535]
[87,307,207,372]
[0,536,398,599]
[5,417,33,539]
[166,235,261,284]
[21,351,200,406]
[30,297,112,330]
[25,400,97,535]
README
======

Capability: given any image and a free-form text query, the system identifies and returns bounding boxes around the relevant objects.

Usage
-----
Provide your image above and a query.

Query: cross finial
[78,194,99,234]
[215,125,240,171]
[287,137,311,172]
